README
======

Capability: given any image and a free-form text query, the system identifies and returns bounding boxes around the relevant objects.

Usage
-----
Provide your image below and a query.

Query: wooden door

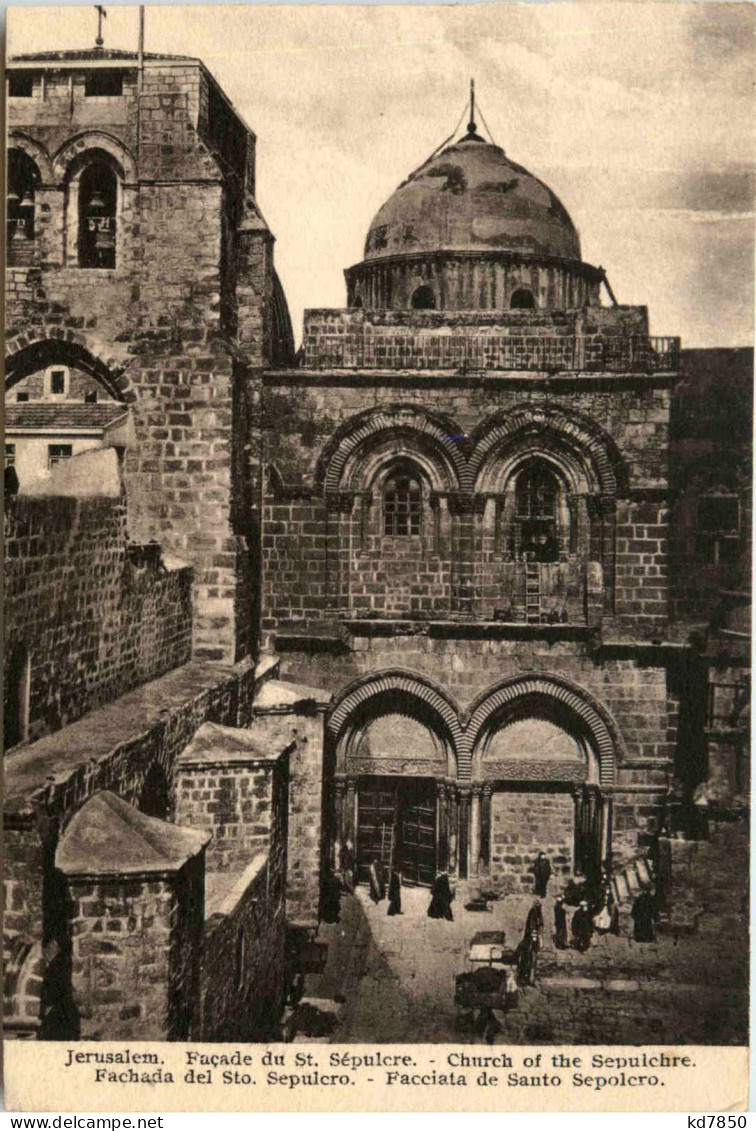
[356,778,397,883]
[399,779,436,887]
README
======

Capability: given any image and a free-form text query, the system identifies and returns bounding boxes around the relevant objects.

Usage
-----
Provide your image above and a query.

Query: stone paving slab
[305,884,748,1045]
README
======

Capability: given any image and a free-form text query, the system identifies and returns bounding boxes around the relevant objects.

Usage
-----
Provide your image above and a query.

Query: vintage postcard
[3,0,752,1113]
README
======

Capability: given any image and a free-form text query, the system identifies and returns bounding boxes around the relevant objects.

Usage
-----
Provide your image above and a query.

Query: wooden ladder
[525,562,541,623]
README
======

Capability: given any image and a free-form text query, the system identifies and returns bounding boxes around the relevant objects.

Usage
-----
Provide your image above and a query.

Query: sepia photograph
[3,0,752,1071]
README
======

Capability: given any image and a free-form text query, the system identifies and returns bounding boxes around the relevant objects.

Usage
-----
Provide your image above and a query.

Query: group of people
[333,842,659,947]
[530,852,658,950]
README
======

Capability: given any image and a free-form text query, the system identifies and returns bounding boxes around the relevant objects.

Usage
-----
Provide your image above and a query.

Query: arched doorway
[328,674,461,887]
[467,677,620,893]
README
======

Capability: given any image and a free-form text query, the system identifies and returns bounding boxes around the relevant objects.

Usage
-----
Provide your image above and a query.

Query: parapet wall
[301,306,678,373]
[4,493,193,745]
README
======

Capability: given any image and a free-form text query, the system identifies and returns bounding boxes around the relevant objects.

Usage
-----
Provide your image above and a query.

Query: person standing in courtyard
[531,851,552,897]
[341,838,355,894]
[368,857,385,903]
[571,900,594,952]
[516,928,540,986]
[387,868,403,916]
[525,898,544,949]
[631,886,656,942]
[554,895,568,949]
[428,872,455,920]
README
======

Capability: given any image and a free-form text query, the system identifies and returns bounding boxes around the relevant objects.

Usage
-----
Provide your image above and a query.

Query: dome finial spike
[468,77,476,135]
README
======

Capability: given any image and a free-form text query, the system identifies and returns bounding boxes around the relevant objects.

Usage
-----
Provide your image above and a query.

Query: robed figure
[531,852,552,897]
[571,901,594,952]
[368,858,386,904]
[525,899,544,949]
[341,838,355,894]
[427,872,455,920]
[631,887,656,942]
[516,930,539,987]
[554,896,568,949]
[387,869,403,916]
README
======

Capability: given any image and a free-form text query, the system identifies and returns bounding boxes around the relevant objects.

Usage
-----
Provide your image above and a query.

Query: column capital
[325,491,355,515]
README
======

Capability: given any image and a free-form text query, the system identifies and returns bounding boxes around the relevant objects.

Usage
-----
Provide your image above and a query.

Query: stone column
[469,785,482,878]
[325,491,354,614]
[448,785,459,874]
[457,786,470,879]
[480,784,493,874]
[599,494,617,614]
[334,776,346,855]
[345,776,357,845]
[436,781,448,874]
[599,794,613,868]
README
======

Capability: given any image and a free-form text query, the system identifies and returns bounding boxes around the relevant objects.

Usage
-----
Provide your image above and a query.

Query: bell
[19,190,34,210]
[87,191,106,213]
[7,188,20,205]
[12,221,27,241]
[94,226,115,251]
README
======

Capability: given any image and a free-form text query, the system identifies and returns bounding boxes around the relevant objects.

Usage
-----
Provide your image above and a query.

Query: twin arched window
[7,144,120,269]
[515,461,560,562]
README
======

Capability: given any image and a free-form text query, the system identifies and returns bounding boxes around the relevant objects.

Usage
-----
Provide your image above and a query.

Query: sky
[8,1,756,347]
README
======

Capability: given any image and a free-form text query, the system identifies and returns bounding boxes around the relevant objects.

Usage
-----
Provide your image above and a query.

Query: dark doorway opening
[139,762,171,820]
[574,785,608,882]
[4,643,30,750]
[357,776,436,886]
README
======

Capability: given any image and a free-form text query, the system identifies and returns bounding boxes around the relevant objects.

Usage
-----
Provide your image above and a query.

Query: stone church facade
[4,48,750,1042]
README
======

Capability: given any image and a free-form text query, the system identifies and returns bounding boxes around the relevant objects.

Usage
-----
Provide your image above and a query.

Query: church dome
[363,132,581,264]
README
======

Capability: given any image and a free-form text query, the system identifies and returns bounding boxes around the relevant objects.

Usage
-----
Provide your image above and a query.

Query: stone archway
[464,675,623,891]
[328,671,462,886]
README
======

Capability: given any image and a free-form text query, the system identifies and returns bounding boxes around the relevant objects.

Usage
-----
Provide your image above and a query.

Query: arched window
[411,284,436,311]
[516,461,559,562]
[510,288,536,310]
[78,160,117,268]
[7,149,40,260]
[384,469,422,536]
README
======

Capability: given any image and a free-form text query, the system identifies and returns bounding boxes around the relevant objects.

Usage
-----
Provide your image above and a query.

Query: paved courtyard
[291,884,747,1046]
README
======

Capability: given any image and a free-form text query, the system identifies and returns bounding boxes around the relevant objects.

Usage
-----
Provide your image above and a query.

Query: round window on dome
[510,288,537,310]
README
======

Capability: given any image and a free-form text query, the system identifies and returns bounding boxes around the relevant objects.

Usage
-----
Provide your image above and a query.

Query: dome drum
[345,251,602,313]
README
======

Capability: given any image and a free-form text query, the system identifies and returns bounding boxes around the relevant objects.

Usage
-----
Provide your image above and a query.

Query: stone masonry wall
[261,376,671,635]
[174,738,291,874]
[275,638,675,867]
[6,58,276,664]
[490,789,574,894]
[3,658,261,1036]
[200,853,287,1041]
[4,494,192,745]
[66,854,205,1041]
